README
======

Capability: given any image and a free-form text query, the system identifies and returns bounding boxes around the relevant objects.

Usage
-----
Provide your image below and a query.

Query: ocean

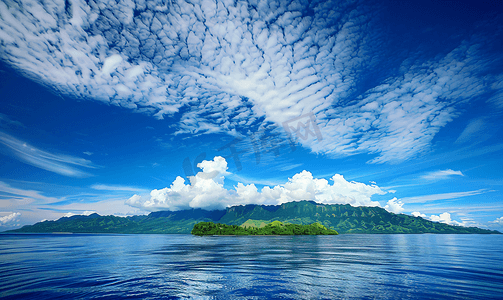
[1,233,502,299]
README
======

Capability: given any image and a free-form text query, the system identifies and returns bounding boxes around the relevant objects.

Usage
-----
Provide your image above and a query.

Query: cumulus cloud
[491,216,503,225]
[429,212,455,224]
[489,217,503,231]
[1,0,501,163]
[0,212,21,224]
[412,211,468,227]
[384,197,404,214]
[0,132,96,177]
[63,210,95,218]
[411,211,427,218]
[126,156,386,211]
[421,169,464,180]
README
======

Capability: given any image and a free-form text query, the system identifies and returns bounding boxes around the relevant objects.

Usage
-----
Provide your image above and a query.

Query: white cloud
[0,181,145,227]
[126,156,386,211]
[63,211,95,218]
[126,156,234,211]
[196,156,229,181]
[100,54,123,77]
[421,169,464,180]
[0,212,20,224]
[0,132,96,177]
[490,217,503,226]
[488,217,503,232]
[411,211,427,218]
[429,212,454,224]
[0,0,500,163]
[412,211,472,227]
[488,75,503,109]
[455,118,486,144]
[412,203,503,214]
[401,189,489,203]
[279,163,303,171]
[384,197,404,214]
[0,181,59,204]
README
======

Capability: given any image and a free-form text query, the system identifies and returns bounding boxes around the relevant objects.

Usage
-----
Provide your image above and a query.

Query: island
[191,220,339,236]
[6,201,501,234]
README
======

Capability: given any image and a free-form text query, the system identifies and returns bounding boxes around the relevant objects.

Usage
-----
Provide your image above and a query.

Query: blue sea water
[0,234,502,299]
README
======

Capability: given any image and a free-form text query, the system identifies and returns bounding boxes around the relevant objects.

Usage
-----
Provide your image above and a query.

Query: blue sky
[1,0,503,231]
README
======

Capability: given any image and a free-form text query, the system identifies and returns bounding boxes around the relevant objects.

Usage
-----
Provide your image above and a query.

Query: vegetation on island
[7,201,501,234]
[191,221,339,236]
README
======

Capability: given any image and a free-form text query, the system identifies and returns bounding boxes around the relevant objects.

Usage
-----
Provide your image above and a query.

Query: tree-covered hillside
[191,221,338,236]
[8,210,217,234]
[7,201,501,234]
[218,201,499,234]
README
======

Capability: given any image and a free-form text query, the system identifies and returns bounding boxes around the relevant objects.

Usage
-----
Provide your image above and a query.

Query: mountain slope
[7,201,500,234]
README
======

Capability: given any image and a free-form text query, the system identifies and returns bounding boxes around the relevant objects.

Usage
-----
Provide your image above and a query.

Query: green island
[191,220,339,236]
[5,201,501,234]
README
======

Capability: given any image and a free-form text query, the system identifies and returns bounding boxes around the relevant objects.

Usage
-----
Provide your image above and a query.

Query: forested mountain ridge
[6,201,500,234]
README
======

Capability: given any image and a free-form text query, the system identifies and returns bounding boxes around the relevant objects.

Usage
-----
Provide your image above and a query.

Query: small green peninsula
[191,221,339,236]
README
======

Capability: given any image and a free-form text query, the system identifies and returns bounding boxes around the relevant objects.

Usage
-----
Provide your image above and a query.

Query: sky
[1,0,503,232]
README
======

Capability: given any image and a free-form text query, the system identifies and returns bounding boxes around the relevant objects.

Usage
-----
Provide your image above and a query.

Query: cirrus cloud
[1,0,501,163]
[421,169,464,180]
[0,132,97,177]
[401,189,490,204]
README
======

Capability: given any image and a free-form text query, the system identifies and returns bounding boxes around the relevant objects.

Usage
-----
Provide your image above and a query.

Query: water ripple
[1,234,503,299]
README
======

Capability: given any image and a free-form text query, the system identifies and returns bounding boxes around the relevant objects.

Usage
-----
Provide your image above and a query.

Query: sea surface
[0,233,502,299]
